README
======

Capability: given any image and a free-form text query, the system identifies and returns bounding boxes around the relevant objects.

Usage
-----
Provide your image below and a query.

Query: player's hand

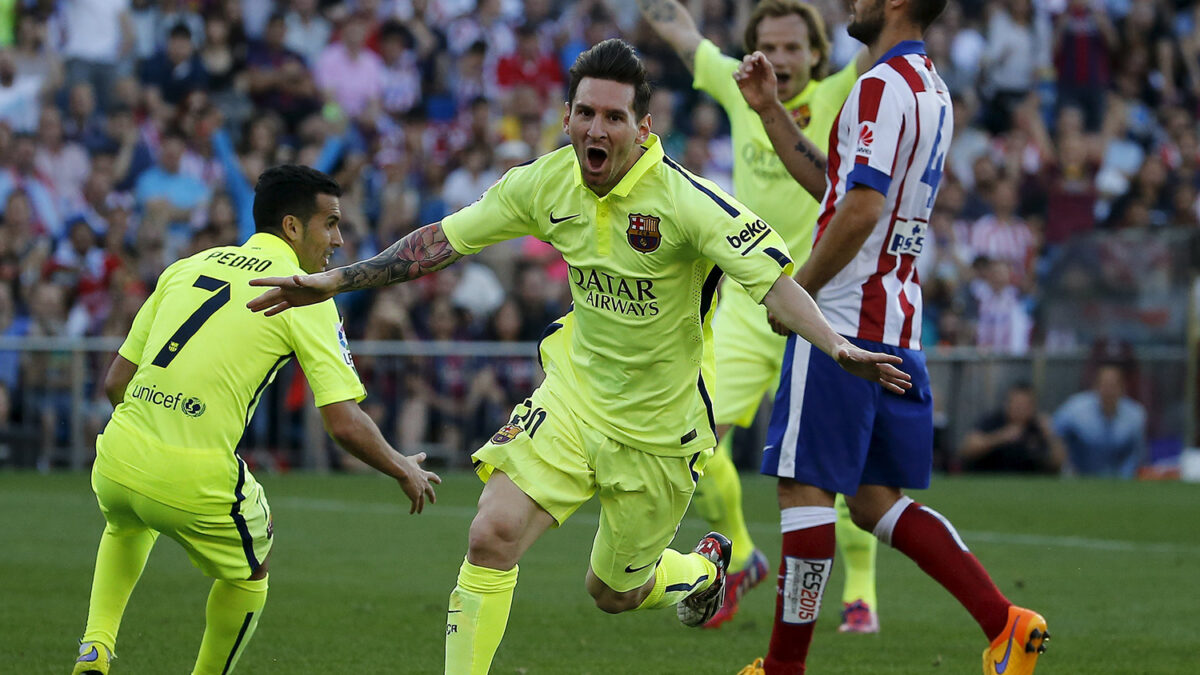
[833,343,912,395]
[395,452,442,514]
[767,310,790,336]
[246,271,339,316]
[734,51,778,113]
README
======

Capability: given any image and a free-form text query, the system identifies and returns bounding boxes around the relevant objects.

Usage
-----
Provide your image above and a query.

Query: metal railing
[0,337,1189,471]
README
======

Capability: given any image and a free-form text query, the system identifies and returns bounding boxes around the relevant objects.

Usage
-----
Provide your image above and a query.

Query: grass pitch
[3,471,1198,674]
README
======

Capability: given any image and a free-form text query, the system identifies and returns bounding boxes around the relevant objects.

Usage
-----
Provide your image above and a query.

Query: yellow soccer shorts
[92,467,273,581]
[473,386,711,593]
[711,283,788,428]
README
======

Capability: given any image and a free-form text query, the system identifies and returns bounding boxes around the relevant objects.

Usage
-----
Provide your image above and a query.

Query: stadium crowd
[0,0,1193,469]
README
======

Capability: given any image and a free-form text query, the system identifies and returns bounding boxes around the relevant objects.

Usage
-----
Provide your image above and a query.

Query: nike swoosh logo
[549,212,579,224]
[993,616,1020,673]
[78,646,99,663]
[624,561,656,574]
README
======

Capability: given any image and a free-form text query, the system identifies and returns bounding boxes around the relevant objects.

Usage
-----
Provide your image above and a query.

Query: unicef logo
[182,396,207,418]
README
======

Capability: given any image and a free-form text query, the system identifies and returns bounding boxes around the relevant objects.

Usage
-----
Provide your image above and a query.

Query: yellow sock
[81,525,158,652]
[192,575,268,675]
[835,494,878,607]
[445,558,518,675]
[690,433,756,571]
[635,548,717,610]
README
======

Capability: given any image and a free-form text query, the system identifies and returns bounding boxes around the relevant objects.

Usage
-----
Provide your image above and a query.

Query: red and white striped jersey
[813,41,952,349]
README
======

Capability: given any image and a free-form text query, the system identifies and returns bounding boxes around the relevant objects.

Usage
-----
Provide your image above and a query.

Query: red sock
[763,522,835,675]
[890,502,1011,640]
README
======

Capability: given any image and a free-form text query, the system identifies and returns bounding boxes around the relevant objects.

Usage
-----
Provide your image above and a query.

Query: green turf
[3,471,1198,673]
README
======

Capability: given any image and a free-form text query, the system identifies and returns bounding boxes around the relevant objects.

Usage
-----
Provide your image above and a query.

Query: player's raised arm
[319,400,442,514]
[247,222,463,315]
[734,52,828,200]
[760,273,910,394]
[636,0,704,73]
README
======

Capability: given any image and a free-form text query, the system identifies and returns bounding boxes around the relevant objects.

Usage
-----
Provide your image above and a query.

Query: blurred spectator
[0,48,43,133]
[960,382,1066,474]
[34,106,89,214]
[138,21,209,108]
[133,127,209,239]
[58,0,133,112]
[442,143,498,212]
[63,82,108,152]
[245,11,320,131]
[965,177,1036,288]
[1053,362,1147,477]
[314,12,383,120]
[377,19,423,116]
[12,12,63,101]
[496,23,563,106]
[964,256,1033,354]
[0,132,63,238]
[1052,0,1117,132]
[284,0,331,66]
[463,299,538,448]
[199,11,248,114]
[979,0,1049,134]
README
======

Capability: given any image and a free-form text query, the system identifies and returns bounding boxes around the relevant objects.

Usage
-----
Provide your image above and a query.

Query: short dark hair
[168,22,192,41]
[910,0,949,30]
[567,39,651,119]
[252,165,342,235]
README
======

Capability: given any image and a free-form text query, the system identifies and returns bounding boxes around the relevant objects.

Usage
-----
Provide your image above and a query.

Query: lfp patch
[491,423,523,445]
[336,320,355,368]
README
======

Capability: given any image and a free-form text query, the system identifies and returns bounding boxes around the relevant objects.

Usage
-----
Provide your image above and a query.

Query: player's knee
[848,507,879,533]
[466,515,522,567]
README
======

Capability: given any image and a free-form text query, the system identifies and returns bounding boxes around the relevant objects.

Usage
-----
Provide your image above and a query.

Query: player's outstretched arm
[247,222,463,315]
[636,0,704,73]
[761,275,911,395]
[319,400,442,514]
[734,52,828,201]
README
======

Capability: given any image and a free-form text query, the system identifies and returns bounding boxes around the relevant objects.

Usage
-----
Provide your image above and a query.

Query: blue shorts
[760,335,933,494]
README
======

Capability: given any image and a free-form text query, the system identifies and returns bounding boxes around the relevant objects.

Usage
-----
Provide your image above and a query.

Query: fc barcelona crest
[491,423,522,445]
[791,103,812,129]
[626,213,661,253]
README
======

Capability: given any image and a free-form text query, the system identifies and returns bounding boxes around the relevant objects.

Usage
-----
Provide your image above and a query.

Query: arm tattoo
[335,223,462,292]
[638,0,680,24]
[794,141,827,172]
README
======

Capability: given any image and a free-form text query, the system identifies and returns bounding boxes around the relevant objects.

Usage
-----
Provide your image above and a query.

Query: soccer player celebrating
[247,39,909,675]
[732,0,1049,673]
[71,166,440,675]
[638,0,882,631]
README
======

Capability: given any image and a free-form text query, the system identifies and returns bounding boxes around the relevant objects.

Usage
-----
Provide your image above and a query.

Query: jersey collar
[782,78,819,110]
[245,232,301,268]
[573,133,664,199]
[873,40,926,68]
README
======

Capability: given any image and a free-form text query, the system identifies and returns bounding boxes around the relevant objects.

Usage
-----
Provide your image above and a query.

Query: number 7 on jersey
[152,275,231,368]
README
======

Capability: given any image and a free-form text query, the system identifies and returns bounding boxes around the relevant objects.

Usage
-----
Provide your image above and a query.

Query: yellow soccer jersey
[442,134,793,457]
[693,39,856,264]
[96,233,365,510]
[696,39,858,393]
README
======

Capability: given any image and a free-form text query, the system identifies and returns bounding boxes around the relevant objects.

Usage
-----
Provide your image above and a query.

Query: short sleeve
[844,76,907,196]
[117,263,174,365]
[692,39,741,110]
[287,300,366,407]
[678,168,794,302]
[442,164,537,255]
